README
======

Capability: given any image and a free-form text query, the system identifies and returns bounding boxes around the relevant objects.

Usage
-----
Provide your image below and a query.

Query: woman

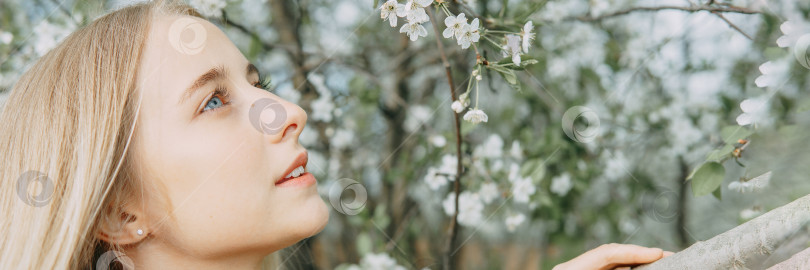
[0,1,671,269]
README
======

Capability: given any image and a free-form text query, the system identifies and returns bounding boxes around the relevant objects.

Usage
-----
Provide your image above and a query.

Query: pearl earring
[136,229,144,236]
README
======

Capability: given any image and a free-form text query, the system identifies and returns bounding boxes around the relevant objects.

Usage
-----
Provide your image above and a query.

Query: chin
[290,195,330,239]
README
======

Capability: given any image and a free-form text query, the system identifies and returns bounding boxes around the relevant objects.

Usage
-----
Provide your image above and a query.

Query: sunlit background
[2,0,810,269]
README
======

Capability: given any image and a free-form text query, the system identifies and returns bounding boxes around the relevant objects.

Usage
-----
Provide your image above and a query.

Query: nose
[247,94,307,143]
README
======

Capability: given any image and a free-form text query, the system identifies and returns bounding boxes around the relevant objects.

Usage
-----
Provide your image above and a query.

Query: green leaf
[712,187,722,200]
[796,97,810,112]
[705,144,734,163]
[520,158,546,183]
[720,125,753,144]
[356,232,372,256]
[501,70,517,85]
[495,58,539,70]
[690,162,726,197]
[686,166,698,181]
[373,203,390,228]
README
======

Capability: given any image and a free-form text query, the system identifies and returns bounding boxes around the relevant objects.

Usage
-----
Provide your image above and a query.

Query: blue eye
[200,88,230,114]
[203,96,224,111]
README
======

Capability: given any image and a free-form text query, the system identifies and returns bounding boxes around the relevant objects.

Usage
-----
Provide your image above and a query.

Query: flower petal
[443,28,454,38]
[736,113,752,126]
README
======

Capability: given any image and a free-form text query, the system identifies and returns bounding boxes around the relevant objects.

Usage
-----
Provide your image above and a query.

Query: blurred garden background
[2,0,810,269]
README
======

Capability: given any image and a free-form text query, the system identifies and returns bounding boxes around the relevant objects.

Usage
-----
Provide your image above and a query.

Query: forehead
[137,15,246,95]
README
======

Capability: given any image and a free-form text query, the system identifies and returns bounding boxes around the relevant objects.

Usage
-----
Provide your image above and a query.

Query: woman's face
[128,14,328,263]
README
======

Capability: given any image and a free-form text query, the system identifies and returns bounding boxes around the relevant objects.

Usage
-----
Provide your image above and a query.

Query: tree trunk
[635,194,810,269]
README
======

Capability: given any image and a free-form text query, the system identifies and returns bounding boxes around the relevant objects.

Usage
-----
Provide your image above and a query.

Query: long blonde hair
[0,1,278,269]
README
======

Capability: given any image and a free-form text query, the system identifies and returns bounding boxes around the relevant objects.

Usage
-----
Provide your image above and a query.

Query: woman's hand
[552,243,674,270]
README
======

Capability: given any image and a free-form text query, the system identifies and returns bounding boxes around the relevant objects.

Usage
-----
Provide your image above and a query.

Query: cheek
[141,122,280,252]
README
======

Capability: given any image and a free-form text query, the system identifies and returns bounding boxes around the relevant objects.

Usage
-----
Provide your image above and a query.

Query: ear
[97,206,150,246]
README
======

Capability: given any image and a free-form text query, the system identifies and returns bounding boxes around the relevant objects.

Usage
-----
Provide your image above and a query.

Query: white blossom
[729,171,771,193]
[520,21,535,54]
[458,18,480,49]
[451,100,466,113]
[442,191,484,226]
[424,167,448,190]
[507,163,520,182]
[189,0,227,18]
[400,21,428,41]
[404,104,432,132]
[511,176,536,203]
[740,207,763,220]
[505,213,526,232]
[509,141,523,160]
[380,0,406,27]
[31,21,73,56]
[754,61,789,88]
[478,182,499,204]
[404,0,432,23]
[776,20,810,49]
[503,34,522,66]
[735,96,770,127]
[311,96,335,122]
[355,252,407,270]
[0,31,12,45]
[474,134,503,159]
[602,150,630,182]
[429,134,447,147]
[550,172,573,196]
[443,13,468,39]
[463,108,488,124]
[330,128,355,150]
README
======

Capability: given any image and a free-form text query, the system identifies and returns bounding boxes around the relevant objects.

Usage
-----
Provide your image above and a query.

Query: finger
[598,244,664,265]
[614,267,631,270]
[663,251,674,257]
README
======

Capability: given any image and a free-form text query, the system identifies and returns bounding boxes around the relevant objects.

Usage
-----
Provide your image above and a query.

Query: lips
[275,151,308,185]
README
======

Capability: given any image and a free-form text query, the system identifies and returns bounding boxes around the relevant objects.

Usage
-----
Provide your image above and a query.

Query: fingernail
[663,251,675,257]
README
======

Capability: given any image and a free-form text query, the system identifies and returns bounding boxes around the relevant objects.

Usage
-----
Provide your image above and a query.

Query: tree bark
[635,194,810,269]
[767,247,810,270]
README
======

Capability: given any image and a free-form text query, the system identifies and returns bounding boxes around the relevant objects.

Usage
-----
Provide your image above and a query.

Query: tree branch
[768,247,810,269]
[634,194,810,269]
[711,11,754,40]
[570,4,760,22]
[427,7,464,270]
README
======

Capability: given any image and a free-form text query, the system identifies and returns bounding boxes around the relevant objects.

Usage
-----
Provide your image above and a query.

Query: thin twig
[712,11,754,40]
[220,11,288,53]
[570,4,760,22]
[427,7,463,270]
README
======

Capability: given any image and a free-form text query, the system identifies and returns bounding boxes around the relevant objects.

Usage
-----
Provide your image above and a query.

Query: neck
[124,238,272,270]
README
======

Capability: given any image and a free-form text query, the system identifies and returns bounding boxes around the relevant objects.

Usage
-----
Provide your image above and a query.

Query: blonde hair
[0,1,279,269]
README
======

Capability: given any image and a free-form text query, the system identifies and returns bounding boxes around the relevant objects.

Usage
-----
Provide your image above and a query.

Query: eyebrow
[178,64,227,106]
[177,63,260,106]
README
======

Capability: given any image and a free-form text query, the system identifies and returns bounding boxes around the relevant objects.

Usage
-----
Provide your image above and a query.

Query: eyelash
[254,75,273,91]
[199,86,231,115]
[199,74,273,116]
